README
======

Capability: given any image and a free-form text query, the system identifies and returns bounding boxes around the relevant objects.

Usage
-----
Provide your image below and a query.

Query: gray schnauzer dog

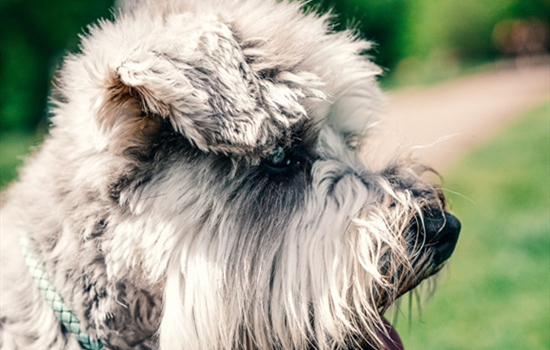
[0,0,460,349]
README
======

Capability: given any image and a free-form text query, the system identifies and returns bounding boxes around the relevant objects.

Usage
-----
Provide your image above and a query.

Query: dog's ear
[93,17,283,155]
[98,46,229,153]
[94,15,328,155]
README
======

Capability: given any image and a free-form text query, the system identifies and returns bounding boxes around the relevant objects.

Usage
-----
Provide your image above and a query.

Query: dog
[0,0,461,349]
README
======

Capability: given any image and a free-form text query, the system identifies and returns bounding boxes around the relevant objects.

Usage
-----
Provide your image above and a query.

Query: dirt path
[368,61,549,170]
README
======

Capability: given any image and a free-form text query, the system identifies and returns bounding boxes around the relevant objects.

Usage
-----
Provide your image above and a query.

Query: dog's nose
[422,209,461,266]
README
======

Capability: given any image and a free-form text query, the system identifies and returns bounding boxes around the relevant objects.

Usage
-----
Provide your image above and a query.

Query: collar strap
[20,236,104,350]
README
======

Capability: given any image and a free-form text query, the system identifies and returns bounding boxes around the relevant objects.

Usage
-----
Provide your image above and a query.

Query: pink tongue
[378,318,404,350]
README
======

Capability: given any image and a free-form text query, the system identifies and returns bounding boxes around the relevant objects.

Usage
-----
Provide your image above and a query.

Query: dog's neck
[20,236,104,350]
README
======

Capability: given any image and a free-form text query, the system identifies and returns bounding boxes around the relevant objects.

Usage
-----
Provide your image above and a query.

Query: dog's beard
[117,145,447,350]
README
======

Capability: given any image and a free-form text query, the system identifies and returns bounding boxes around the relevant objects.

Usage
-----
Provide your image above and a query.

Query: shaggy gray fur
[0,1,460,349]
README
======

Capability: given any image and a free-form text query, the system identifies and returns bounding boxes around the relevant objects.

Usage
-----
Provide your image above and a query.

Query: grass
[394,101,550,350]
[0,131,43,189]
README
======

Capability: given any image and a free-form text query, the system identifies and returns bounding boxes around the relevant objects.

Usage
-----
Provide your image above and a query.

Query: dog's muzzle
[365,210,461,350]
[422,209,461,268]
[395,206,461,298]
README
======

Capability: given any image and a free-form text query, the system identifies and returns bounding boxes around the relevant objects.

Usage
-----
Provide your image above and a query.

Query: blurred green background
[394,101,550,350]
[0,1,549,349]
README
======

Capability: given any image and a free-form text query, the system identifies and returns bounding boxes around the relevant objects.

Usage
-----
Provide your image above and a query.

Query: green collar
[20,236,104,350]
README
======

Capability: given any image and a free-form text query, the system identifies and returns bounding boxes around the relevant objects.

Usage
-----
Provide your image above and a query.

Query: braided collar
[20,236,104,350]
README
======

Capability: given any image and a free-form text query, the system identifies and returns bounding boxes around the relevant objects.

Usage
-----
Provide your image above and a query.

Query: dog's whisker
[440,187,476,204]
[410,133,462,151]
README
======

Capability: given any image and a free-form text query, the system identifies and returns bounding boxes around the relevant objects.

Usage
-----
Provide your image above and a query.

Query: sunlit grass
[395,101,550,350]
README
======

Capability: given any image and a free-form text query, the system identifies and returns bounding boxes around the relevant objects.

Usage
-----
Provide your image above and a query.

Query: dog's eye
[261,144,313,176]
[266,146,291,168]
[262,145,305,174]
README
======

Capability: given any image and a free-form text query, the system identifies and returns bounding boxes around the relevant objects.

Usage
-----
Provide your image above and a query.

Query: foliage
[0,0,113,133]
[395,101,550,350]
[397,0,549,60]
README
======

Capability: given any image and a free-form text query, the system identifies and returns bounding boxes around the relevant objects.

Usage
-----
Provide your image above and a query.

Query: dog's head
[47,0,460,349]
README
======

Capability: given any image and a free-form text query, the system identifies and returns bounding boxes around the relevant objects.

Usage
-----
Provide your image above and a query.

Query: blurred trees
[311,0,549,84]
[0,0,548,134]
[396,0,549,63]
[0,0,113,133]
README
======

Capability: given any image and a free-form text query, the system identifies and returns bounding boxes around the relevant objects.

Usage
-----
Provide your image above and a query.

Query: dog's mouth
[354,318,403,350]
[377,318,405,350]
